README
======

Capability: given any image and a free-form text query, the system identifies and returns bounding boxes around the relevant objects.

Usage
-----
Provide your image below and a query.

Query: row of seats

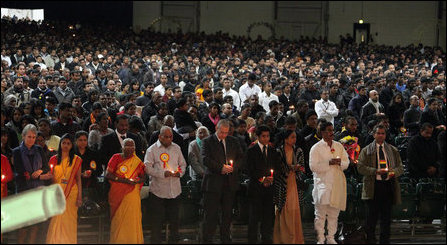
[176,177,446,229]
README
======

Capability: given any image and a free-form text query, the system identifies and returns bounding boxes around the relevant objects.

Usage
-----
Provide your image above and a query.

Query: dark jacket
[201,134,243,192]
[348,94,368,121]
[407,134,441,179]
[51,119,82,138]
[360,101,384,128]
[403,106,422,136]
[98,131,143,168]
[12,144,49,193]
[174,109,198,133]
[247,143,280,199]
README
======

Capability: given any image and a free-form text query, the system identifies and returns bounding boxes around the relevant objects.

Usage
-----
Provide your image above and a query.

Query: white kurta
[314,99,339,125]
[309,140,349,206]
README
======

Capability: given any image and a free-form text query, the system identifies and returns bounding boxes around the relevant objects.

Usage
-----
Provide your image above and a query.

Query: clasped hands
[32,169,53,180]
[329,158,341,166]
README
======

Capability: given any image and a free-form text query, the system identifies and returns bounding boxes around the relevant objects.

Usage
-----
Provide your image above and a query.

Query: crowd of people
[1,16,446,244]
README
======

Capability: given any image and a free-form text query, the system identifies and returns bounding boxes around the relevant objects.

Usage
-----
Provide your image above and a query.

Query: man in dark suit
[99,114,144,169]
[360,90,385,130]
[201,119,244,243]
[247,125,279,244]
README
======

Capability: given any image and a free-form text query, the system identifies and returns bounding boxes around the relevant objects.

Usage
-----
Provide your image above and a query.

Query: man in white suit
[309,121,349,244]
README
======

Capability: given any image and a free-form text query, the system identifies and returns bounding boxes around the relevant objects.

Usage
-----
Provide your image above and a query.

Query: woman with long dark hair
[273,130,305,244]
[46,133,82,244]
[74,131,101,202]
[30,99,47,121]
[387,93,406,135]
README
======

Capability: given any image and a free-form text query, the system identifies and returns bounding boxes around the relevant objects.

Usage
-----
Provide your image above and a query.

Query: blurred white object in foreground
[1,184,66,234]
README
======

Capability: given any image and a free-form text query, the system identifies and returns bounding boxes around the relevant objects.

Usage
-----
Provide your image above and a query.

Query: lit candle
[384,168,389,172]
[270,169,274,177]
[1,174,5,182]
[229,160,233,167]
[50,164,54,174]
[177,166,182,174]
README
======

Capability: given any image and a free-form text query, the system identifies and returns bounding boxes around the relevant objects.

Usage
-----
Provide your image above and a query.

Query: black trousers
[247,192,274,243]
[201,189,236,243]
[365,180,394,244]
[148,192,181,243]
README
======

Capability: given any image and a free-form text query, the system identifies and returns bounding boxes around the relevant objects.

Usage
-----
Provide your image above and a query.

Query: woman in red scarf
[201,102,221,134]
[106,138,146,244]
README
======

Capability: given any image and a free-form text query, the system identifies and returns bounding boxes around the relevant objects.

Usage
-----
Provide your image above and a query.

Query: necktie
[120,135,126,141]
[263,145,267,159]
[378,145,388,180]
[220,140,226,162]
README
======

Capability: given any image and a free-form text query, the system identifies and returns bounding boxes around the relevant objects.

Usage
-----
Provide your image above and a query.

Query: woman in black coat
[387,93,407,135]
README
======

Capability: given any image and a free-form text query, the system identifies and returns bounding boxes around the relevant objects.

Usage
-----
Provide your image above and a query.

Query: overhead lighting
[359,19,364,24]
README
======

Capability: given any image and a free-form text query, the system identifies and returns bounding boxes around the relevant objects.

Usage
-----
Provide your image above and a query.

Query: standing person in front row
[357,124,403,244]
[12,124,52,244]
[144,126,187,244]
[201,119,244,244]
[309,121,349,244]
[273,129,306,244]
[247,125,279,244]
[106,138,146,244]
[46,133,82,244]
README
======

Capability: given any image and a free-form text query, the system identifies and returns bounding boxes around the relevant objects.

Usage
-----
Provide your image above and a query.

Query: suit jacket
[201,134,243,193]
[360,101,384,127]
[246,144,280,198]
[99,131,143,167]
[357,141,404,205]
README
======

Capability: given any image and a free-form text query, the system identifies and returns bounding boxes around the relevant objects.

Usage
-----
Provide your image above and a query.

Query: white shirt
[115,129,127,148]
[309,140,349,205]
[144,140,186,199]
[239,83,261,104]
[223,88,241,110]
[257,142,268,157]
[154,84,166,96]
[375,143,390,181]
[259,91,279,113]
[1,55,12,67]
[314,99,339,125]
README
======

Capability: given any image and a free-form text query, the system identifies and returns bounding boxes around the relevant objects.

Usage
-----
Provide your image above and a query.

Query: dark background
[1,1,133,26]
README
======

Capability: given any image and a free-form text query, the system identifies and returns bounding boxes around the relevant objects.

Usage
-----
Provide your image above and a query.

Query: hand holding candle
[229,160,233,168]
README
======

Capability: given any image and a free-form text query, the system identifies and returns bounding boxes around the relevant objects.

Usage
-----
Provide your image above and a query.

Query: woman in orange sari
[106,138,146,244]
[46,133,82,244]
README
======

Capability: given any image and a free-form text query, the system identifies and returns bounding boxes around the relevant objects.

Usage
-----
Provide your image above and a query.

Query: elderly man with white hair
[144,126,187,244]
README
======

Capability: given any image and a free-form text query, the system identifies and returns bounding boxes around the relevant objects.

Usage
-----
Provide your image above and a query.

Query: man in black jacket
[407,123,441,179]
[247,125,280,244]
[348,85,368,122]
[403,95,422,136]
[360,90,385,130]
[201,119,244,243]
[99,114,143,169]
[379,76,396,112]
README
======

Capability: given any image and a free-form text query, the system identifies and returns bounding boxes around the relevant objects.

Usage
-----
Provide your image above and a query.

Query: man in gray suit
[201,119,244,243]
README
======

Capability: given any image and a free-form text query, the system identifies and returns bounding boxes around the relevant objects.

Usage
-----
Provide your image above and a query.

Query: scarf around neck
[369,98,381,113]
